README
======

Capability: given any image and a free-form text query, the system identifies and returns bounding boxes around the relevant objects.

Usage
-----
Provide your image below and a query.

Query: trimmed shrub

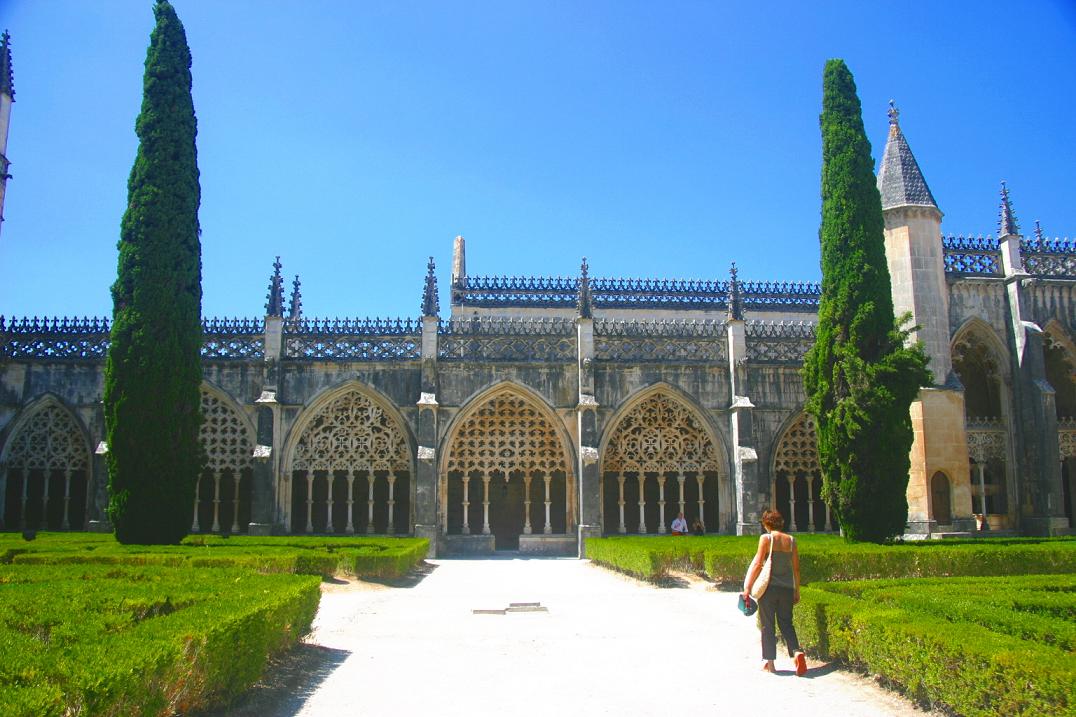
[0,564,320,717]
[796,576,1076,716]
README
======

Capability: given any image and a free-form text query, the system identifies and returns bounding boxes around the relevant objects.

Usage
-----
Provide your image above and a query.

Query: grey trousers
[758,585,800,660]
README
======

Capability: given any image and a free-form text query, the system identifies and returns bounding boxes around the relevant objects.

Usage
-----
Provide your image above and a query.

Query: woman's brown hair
[761,509,785,532]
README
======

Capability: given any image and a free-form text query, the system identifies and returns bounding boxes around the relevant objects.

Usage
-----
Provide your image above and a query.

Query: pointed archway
[771,412,831,533]
[1,396,91,530]
[441,386,574,550]
[600,389,728,535]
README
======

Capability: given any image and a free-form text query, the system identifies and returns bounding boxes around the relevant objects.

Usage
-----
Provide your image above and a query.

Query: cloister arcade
[442,388,573,549]
[1,397,90,530]
[771,412,833,533]
[952,322,1014,527]
[284,388,412,535]
[600,391,727,535]
[192,386,255,534]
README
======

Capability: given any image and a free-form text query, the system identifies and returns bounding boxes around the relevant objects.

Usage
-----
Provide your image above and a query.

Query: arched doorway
[443,389,572,550]
[931,471,952,526]
[2,398,90,530]
[192,387,255,534]
[600,391,726,534]
[772,413,830,533]
[287,388,412,534]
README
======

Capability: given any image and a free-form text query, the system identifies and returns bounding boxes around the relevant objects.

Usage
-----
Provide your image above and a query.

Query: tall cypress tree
[802,60,931,543]
[104,0,202,544]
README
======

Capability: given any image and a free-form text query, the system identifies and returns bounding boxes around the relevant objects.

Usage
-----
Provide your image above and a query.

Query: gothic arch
[193,384,256,534]
[1,395,91,531]
[440,382,575,547]
[951,318,1015,525]
[770,411,831,533]
[599,384,730,534]
[283,382,414,535]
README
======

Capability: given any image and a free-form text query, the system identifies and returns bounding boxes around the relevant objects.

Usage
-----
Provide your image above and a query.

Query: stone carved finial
[999,181,1019,237]
[888,99,899,125]
[288,274,302,320]
[1034,219,1045,244]
[421,256,440,317]
[726,261,743,321]
[576,256,593,319]
[265,256,285,317]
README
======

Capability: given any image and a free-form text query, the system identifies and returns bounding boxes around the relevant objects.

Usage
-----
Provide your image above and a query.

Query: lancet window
[601,393,723,535]
[772,412,831,533]
[2,400,90,531]
[444,392,572,547]
[193,389,255,535]
[289,389,411,535]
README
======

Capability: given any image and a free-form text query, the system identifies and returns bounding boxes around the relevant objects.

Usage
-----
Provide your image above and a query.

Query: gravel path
[215,558,941,717]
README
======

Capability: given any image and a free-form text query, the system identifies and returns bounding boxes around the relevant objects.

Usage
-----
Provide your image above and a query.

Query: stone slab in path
[212,558,942,717]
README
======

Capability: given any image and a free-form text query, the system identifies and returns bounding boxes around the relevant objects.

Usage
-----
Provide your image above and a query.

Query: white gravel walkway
[215,557,941,717]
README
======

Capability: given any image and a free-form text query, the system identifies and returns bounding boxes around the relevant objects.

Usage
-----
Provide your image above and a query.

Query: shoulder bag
[749,533,774,601]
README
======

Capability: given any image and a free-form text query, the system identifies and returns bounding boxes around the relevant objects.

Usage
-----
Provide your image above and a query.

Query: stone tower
[0,31,14,239]
[877,102,973,534]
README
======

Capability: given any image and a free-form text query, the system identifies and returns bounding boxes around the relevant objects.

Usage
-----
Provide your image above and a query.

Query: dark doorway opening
[490,473,524,550]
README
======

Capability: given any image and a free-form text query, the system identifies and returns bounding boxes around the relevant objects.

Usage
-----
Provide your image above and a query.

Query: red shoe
[794,652,807,677]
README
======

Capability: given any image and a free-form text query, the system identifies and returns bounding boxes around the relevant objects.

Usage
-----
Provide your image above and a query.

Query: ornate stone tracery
[293,390,410,473]
[4,401,89,471]
[603,394,721,474]
[446,393,569,475]
[200,389,254,472]
[773,413,820,475]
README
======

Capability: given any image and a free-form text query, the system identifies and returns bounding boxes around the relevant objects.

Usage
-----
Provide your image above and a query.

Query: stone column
[211,471,222,533]
[576,312,602,557]
[366,473,376,534]
[346,471,356,534]
[61,469,72,530]
[191,477,201,532]
[248,396,277,536]
[616,472,626,534]
[806,475,815,532]
[387,472,397,535]
[414,315,441,556]
[231,473,242,534]
[637,473,647,534]
[696,474,706,528]
[677,472,687,519]
[523,472,534,535]
[543,473,553,535]
[481,473,491,535]
[728,316,762,535]
[657,475,667,534]
[462,474,471,535]
[88,440,111,532]
[786,475,797,531]
[324,473,335,534]
[305,472,314,533]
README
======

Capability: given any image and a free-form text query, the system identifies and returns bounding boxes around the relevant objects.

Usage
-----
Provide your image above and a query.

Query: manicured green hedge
[585,534,1076,583]
[0,564,321,717]
[795,575,1076,716]
[0,532,429,579]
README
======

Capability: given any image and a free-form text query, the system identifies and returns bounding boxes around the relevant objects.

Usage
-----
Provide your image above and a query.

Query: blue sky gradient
[1,1,1074,319]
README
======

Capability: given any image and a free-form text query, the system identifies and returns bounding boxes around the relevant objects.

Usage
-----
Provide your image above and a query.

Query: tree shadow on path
[195,643,350,717]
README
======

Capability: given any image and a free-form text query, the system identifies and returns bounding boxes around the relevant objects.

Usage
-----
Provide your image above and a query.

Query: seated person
[691,517,705,536]
[671,512,688,535]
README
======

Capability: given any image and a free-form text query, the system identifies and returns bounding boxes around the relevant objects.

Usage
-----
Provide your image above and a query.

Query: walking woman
[742,509,807,675]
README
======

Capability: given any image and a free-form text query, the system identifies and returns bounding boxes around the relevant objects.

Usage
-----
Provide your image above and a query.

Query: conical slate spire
[576,257,593,319]
[265,257,284,316]
[288,274,302,320]
[726,262,743,321]
[876,101,937,211]
[0,31,13,100]
[421,257,439,316]
[999,181,1019,237]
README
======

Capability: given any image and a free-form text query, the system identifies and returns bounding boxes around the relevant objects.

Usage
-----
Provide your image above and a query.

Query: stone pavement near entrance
[214,558,942,717]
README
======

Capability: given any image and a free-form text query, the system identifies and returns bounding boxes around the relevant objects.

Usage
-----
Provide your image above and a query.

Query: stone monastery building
[0,31,1072,553]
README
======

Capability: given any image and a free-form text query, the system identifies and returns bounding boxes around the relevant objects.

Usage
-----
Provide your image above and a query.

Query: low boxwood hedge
[795,575,1076,716]
[0,532,429,579]
[584,534,1076,583]
[0,564,321,717]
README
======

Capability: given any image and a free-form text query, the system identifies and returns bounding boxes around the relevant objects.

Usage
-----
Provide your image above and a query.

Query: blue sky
[1,0,1074,320]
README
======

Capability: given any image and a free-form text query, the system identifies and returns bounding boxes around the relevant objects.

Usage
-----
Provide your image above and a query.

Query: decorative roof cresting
[877,100,938,211]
